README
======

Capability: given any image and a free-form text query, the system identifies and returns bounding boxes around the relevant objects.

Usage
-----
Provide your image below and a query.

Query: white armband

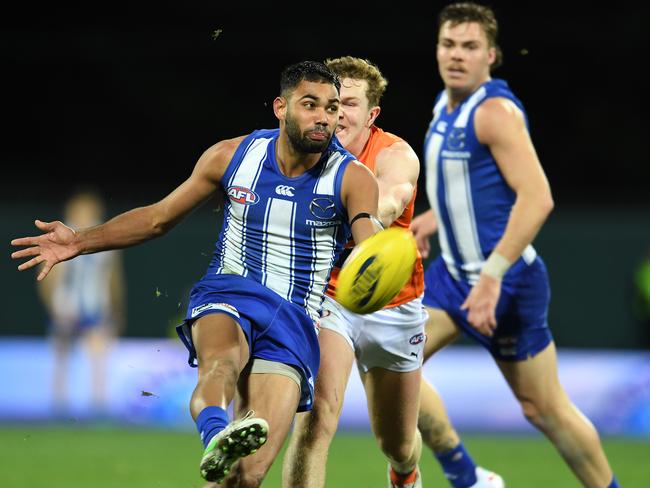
[481,252,511,280]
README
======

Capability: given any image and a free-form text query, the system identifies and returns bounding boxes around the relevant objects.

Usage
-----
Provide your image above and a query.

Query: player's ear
[367,106,381,128]
[273,96,287,121]
[487,46,496,67]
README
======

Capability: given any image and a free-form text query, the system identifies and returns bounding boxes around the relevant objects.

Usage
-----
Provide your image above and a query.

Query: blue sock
[435,442,478,488]
[196,406,229,448]
[608,476,620,488]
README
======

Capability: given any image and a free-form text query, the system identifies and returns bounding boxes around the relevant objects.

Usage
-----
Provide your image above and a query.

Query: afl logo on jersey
[409,332,425,345]
[227,186,259,205]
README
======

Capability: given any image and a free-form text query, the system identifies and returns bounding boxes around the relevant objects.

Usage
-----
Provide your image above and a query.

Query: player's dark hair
[438,2,503,71]
[280,61,341,97]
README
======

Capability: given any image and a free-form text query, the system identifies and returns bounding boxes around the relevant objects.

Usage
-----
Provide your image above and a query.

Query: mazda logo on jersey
[309,197,336,220]
[227,186,259,205]
[447,128,466,150]
[275,185,295,197]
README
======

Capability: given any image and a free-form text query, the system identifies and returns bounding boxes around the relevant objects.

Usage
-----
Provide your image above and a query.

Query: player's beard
[285,111,333,154]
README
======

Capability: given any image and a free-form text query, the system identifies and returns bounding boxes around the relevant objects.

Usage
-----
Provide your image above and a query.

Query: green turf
[0,426,648,487]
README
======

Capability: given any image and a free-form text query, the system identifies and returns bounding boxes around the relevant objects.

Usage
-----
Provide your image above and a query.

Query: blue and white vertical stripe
[424,80,536,284]
[208,129,353,320]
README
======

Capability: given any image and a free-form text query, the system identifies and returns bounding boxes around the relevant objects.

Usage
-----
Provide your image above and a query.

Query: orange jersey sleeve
[328,126,424,307]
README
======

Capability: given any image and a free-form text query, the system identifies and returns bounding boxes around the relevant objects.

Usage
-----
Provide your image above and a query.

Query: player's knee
[519,397,558,430]
[377,436,414,464]
[307,394,343,440]
[198,356,239,383]
[520,397,540,424]
[301,408,336,443]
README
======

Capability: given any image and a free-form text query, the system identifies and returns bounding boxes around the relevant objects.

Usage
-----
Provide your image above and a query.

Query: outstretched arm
[11,137,242,280]
[461,97,554,336]
[373,140,420,229]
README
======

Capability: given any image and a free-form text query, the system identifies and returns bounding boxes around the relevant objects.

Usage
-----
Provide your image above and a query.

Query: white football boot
[469,466,505,488]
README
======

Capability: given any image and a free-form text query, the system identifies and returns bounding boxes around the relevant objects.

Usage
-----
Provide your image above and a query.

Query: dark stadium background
[2,4,650,487]
[3,2,650,347]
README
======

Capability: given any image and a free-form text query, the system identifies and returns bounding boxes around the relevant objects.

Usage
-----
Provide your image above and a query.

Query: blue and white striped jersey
[207,129,355,321]
[424,79,537,284]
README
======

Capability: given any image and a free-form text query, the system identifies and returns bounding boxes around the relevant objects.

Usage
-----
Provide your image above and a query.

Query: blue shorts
[48,311,106,335]
[175,273,319,412]
[423,256,553,361]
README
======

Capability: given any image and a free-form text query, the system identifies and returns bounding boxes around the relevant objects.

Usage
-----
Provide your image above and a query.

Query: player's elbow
[539,192,554,219]
[522,186,553,221]
[149,205,173,237]
[378,199,403,228]
[150,220,167,237]
[152,215,176,237]
[378,208,397,228]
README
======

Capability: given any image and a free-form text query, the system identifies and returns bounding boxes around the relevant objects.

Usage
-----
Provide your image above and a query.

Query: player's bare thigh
[496,341,568,406]
[423,307,461,360]
[314,328,356,410]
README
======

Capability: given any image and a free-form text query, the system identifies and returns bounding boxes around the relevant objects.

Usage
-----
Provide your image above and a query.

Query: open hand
[11,220,79,280]
[460,274,501,337]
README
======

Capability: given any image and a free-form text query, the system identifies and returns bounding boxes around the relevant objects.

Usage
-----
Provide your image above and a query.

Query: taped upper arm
[341,161,379,243]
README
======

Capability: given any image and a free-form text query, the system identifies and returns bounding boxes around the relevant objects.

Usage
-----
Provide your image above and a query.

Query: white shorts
[319,294,428,373]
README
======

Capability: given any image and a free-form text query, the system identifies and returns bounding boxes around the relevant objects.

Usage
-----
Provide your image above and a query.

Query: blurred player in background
[411,3,620,487]
[282,56,502,488]
[12,60,380,487]
[37,189,126,417]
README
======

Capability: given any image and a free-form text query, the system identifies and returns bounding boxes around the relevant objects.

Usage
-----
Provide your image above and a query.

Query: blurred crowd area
[3,197,649,349]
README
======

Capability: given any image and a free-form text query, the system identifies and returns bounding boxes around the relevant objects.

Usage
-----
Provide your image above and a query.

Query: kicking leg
[190,313,250,417]
[190,313,256,483]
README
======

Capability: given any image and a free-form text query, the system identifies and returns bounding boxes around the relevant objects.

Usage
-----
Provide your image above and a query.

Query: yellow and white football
[335,227,417,314]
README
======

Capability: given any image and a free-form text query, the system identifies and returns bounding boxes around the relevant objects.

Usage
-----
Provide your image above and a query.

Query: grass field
[1,426,648,487]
